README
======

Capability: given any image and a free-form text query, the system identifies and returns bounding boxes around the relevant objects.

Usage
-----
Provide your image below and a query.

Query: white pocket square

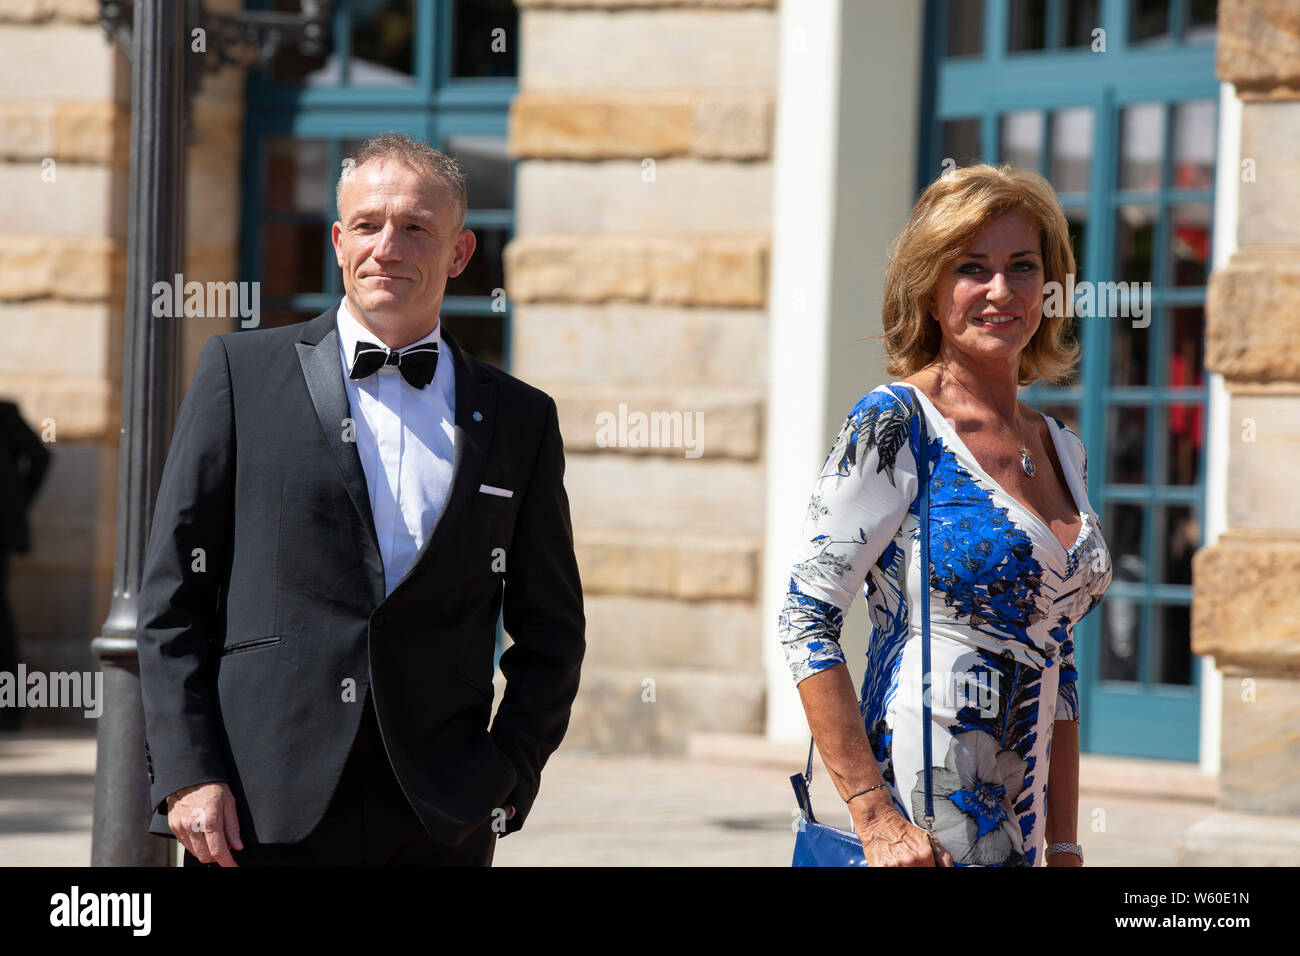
[479,484,514,498]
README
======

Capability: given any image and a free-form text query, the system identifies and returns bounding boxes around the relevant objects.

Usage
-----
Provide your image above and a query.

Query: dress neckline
[892,382,1089,560]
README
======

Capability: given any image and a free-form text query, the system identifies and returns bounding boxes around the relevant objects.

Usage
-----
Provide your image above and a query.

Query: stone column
[0,0,243,731]
[1181,0,1300,866]
[506,0,778,752]
[761,0,923,742]
[0,0,131,705]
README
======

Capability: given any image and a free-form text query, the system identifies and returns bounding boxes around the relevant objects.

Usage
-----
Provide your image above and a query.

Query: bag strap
[804,384,933,827]
[917,389,935,829]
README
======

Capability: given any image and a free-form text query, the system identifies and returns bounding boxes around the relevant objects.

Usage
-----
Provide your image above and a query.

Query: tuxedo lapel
[293,306,385,602]
[388,329,497,600]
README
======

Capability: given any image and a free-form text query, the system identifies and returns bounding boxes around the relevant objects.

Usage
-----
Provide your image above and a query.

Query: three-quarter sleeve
[778,389,919,686]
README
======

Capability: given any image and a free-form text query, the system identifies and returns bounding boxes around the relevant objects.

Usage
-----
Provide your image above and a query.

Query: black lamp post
[92,0,328,867]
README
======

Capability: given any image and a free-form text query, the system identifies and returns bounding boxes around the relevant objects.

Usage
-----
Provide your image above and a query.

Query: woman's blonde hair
[880,164,1080,386]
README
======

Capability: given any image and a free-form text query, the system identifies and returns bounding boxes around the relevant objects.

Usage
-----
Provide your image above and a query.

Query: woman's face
[928,211,1045,367]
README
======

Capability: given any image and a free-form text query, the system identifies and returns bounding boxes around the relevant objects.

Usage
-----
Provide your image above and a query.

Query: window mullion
[987,0,1010,62]
[1044,0,1062,50]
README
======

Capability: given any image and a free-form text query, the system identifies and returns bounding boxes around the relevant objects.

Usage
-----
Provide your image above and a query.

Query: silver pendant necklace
[933,363,1036,478]
[1000,408,1038,478]
[1020,444,1037,477]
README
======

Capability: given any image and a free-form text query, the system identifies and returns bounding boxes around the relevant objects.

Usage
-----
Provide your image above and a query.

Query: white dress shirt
[336,297,456,597]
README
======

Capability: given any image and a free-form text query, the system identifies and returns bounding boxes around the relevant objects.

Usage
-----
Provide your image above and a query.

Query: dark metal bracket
[100,0,330,70]
[99,0,331,137]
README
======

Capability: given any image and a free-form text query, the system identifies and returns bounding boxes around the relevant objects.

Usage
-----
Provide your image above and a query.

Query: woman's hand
[850,793,954,867]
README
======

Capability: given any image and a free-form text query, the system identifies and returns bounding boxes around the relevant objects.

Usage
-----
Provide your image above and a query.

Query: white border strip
[1199,80,1242,775]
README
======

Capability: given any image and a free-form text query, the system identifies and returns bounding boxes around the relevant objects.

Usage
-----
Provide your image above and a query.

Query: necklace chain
[928,363,1037,478]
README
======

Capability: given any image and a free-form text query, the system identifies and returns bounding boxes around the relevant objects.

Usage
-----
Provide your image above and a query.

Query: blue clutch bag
[791,385,935,867]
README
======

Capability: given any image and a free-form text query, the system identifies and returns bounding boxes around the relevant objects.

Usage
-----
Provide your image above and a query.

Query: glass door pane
[946,0,986,57]
[1008,0,1048,51]
[450,0,519,77]
[352,0,417,86]
[1060,0,1101,48]
[941,118,982,168]
[1049,107,1094,195]
[1000,109,1044,171]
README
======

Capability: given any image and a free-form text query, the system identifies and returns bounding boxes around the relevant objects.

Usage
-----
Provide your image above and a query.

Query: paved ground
[0,729,99,867]
[0,728,1220,866]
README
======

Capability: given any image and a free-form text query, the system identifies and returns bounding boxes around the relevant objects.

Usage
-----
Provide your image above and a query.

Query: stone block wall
[0,0,131,699]
[506,0,778,752]
[1189,0,1300,835]
[0,0,243,720]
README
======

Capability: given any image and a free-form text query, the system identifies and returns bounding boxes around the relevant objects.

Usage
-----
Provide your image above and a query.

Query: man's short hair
[336,133,469,230]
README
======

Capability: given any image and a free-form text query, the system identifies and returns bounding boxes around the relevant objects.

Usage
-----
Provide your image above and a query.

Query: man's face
[331,158,475,328]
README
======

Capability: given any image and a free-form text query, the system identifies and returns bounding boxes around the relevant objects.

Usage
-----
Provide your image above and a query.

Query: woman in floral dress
[779,165,1112,867]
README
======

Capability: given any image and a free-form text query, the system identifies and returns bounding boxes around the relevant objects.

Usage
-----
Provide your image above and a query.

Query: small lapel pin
[472,410,483,422]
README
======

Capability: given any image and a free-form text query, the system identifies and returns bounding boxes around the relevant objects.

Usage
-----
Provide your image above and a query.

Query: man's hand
[167,782,243,866]
[490,803,517,840]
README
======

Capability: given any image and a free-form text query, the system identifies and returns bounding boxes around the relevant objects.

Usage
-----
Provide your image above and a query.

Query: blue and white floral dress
[779,382,1111,866]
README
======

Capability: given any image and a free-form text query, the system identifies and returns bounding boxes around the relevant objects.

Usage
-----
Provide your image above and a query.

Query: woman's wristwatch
[1045,841,1083,862]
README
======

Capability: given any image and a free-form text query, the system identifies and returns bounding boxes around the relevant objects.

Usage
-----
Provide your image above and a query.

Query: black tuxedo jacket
[137,304,585,845]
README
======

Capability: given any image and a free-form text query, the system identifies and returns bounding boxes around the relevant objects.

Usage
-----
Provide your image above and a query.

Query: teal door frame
[921,0,1218,760]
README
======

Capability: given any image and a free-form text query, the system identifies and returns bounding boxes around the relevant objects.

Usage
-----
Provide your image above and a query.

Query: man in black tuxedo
[137,134,585,866]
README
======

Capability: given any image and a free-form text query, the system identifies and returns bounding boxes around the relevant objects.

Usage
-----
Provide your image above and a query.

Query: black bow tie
[349,340,440,389]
